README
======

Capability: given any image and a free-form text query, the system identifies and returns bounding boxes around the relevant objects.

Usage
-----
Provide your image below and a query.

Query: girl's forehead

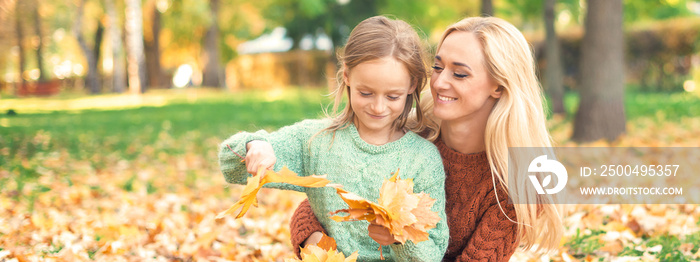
[347,57,411,90]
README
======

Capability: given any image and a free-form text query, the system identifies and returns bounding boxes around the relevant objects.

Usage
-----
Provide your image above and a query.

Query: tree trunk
[572,0,626,142]
[125,0,147,94]
[105,0,126,93]
[543,0,565,114]
[33,0,46,81]
[15,0,26,94]
[93,19,105,88]
[74,0,100,94]
[481,0,494,16]
[144,1,164,88]
[201,0,224,88]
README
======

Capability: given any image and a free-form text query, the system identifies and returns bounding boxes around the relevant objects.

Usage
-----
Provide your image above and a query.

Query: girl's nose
[371,97,386,113]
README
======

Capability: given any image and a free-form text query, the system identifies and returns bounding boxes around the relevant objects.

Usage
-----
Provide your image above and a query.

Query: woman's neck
[440,119,487,154]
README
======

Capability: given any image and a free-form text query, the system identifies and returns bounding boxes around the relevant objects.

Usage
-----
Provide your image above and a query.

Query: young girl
[218,16,448,261]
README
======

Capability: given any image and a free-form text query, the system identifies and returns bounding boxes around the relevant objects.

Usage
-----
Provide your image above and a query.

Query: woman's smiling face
[430,31,501,123]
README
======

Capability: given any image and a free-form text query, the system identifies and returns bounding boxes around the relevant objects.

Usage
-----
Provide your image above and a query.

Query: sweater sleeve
[218,120,318,191]
[389,150,449,262]
[289,198,328,258]
[454,191,518,262]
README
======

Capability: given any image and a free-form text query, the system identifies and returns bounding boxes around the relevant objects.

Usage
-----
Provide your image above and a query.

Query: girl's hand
[368,222,399,246]
[245,140,276,175]
[302,232,324,247]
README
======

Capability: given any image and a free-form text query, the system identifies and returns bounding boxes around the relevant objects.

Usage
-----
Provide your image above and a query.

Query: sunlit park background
[1,0,700,260]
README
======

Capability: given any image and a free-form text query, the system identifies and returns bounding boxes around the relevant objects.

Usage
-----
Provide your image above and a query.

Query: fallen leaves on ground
[216,166,332,219]
[1,113,699,261]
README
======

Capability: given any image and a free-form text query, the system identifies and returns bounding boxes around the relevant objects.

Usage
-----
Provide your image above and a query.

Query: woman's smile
[436,94,458,103]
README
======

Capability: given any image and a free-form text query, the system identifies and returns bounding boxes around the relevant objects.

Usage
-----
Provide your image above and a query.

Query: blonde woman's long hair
[423,17,564,253]
[323,15,428,136]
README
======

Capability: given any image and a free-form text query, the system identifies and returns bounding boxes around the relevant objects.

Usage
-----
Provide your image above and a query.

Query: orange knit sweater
[290,138,519,261]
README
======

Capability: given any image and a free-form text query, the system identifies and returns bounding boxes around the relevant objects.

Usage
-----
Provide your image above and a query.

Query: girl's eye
[431,66,443,72]
[454,73,469,78]
[387,96,400,101]
[359,91,372,97]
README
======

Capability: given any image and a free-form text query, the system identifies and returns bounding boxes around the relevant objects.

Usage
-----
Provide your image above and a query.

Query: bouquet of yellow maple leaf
[328,169,440,257]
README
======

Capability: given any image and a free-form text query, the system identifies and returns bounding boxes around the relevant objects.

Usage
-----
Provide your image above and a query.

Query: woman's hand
[368,222,399,246]
[245,140,276,175]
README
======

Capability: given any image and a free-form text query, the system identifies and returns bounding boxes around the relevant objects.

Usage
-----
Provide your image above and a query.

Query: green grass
[550,91,699,121]
[0,88,330,196]
[0,88,329,161]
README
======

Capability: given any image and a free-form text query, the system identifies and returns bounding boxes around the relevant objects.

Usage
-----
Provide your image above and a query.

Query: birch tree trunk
[125,0,147,94]
[106,0,126,93]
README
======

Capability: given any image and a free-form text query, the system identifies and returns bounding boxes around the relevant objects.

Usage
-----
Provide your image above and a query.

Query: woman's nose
[432,71,449,91]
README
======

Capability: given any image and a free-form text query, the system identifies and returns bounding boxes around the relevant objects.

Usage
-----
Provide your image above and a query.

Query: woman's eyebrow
[435,55,472,71]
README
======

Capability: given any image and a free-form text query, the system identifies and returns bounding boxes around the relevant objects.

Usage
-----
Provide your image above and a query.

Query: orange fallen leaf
[600,240,623,255]
[329,169,440,258]
[216,166,332,219]
[316,233,338,251]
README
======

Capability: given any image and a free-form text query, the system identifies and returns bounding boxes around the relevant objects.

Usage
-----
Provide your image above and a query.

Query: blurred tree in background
[0,0,697,140]
[573,0,627,142]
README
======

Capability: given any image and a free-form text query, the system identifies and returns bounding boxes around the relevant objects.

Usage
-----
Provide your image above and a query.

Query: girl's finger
[246,159,259,174]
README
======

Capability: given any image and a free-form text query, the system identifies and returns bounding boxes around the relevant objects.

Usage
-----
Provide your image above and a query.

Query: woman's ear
[491,85,504,99]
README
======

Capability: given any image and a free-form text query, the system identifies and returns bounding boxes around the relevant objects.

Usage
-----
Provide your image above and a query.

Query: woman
[290,16,563,261]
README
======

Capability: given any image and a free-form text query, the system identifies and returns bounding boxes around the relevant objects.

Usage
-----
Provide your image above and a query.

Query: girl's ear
[408,84,417,96]
[342,65,350,87]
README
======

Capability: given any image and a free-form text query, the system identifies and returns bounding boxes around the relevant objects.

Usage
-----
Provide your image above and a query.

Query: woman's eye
[387,96,400,101]
[431,66,443,72]
[454,73,468,78]
[359,92,372,97]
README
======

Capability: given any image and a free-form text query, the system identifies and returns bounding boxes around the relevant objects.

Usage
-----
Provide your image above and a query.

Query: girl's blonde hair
[423,17,564,253]
[324,16,428,135]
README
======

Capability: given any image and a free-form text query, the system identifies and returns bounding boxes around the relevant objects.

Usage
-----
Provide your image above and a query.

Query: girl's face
[430,31,501,123]
[345,56,413,144]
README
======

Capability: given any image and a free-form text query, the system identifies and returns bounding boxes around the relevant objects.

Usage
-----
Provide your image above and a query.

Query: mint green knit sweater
[219,119,448,261]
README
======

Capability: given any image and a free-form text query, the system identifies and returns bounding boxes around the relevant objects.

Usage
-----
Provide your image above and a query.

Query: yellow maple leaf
[329,169,440,245]
[284,245,359,262]
[216,166,331,219]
